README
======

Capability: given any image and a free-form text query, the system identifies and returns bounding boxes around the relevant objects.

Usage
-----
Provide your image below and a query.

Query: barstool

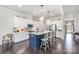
[2,34,14,51]
[40,34,49,53]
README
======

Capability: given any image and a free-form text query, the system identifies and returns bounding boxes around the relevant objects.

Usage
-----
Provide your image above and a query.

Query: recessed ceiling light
[18,5,22,8]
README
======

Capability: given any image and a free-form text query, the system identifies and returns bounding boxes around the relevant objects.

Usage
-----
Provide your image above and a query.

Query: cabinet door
[29,34,36,48]
[36,35,41,48]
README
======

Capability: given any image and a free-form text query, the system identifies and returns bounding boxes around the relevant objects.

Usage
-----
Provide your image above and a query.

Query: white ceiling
[1,5,79,18]
[62,5,79,17]
[0,5,64,18]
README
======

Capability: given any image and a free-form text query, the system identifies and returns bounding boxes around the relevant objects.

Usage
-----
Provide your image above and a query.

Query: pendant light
[40,5,44,21]
[47,10,50,24]
[40,5,45,31]
[41,5,44,12]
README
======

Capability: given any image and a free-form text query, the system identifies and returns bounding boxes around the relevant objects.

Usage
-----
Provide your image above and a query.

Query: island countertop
[29,31,52,35]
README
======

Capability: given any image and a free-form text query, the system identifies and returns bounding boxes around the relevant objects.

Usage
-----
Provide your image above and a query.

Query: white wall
[0,7,31,44]
[75,15,79,32]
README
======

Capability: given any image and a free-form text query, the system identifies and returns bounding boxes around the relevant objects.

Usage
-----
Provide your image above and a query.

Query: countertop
[30,31,52,35]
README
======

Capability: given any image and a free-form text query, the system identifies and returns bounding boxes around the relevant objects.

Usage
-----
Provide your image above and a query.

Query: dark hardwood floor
[0,38,79,54]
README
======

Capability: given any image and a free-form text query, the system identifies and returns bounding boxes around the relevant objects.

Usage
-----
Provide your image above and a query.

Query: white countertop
[30,31,52,35]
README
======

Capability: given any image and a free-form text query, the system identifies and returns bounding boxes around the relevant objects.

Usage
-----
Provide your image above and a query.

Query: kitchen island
[29,31,52,49]
[13,32,29,43]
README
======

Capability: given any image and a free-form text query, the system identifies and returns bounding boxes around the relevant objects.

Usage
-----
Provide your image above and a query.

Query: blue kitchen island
[29,31,52,49]
[29,32,44,49]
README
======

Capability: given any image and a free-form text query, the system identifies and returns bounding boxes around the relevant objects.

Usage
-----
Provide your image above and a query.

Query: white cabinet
[13,32,29,43]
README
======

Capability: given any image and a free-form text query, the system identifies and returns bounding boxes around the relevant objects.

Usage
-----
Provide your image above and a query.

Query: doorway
[64,20,75,50]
